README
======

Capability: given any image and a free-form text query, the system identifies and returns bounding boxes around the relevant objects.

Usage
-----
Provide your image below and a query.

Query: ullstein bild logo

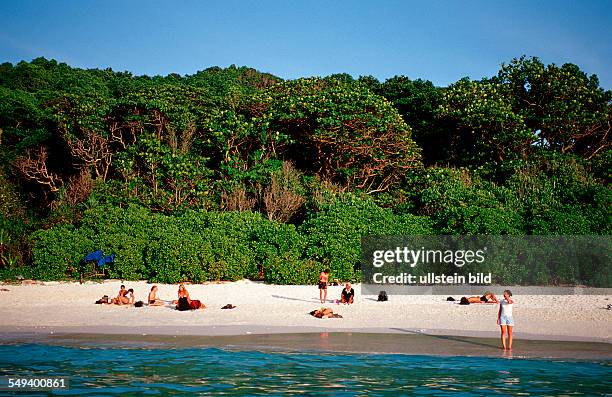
[360,235,612,295]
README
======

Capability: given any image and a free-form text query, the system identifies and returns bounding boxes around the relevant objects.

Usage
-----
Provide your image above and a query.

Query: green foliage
[31,224,93,280]
[28,205,305,283]
[114,136,214,211]
[145,231,212,283]
[248,77,422,191]
[414,167,524,234]
[264,256,319,285]
[300,194,434,281]
[375,76,445,165]
[496,56,611,159]
[437,78,534,165]
[0,57,609,285]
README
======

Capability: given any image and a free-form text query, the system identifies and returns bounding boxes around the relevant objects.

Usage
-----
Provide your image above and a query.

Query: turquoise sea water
[0,344,610,396]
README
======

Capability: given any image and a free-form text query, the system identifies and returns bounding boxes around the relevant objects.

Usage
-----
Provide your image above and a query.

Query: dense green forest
[0,56,610,284]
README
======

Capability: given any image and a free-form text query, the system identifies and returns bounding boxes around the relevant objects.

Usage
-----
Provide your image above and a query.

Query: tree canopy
[0,56,609,283]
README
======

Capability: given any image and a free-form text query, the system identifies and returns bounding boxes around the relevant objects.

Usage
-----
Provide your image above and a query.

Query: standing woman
[497,289,514,351]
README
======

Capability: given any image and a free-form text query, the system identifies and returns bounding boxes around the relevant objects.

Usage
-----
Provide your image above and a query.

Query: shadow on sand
[390,327,499,350]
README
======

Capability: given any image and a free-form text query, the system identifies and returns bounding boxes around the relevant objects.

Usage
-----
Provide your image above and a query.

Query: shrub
[145,231,212,283]
[31,224,94,280]
[300,194,433,282]
[264,255,319,285]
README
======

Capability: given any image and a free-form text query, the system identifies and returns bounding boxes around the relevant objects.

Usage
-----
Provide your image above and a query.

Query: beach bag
[378,291,388,301]
[134,301,144,307]
[446,297,455,301]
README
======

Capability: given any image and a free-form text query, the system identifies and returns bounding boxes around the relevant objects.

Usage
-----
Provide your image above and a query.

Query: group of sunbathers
[98,283,205,311]
[310,269,355,319]
[96,268,514,351]
[99,285,134,305]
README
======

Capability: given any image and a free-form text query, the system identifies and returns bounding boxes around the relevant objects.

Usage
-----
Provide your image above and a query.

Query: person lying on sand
[463,291,498,304]
[95,295,110,304]
[340,283,354,304]
[175,283,205,311]
[148,285,165,306]
[310,308,342,318]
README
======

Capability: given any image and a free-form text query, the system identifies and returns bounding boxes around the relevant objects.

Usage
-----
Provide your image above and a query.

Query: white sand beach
[0,280,610,342]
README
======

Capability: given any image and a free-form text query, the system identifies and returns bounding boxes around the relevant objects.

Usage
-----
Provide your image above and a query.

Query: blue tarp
[98,254,115,268]
[84,250,103,262]
[83,250,115,268]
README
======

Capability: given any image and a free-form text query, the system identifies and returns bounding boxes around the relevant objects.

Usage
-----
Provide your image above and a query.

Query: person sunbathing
[340,283,354,304]
[464,291,498,304]
[310,308,342,318]
[148,285,165,306]
[116,288,135,305]
[110,285,129,305]
[175,283,205,311]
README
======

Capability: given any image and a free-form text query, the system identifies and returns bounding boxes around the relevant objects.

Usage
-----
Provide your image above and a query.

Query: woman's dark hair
[504,289,512,297]
[121,285,125,289]
[324,268,330,274]
[128,288,134,293]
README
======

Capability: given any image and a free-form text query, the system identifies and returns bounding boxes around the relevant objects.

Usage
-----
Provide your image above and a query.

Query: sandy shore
[0,280,610,343]
[2,332,611,360]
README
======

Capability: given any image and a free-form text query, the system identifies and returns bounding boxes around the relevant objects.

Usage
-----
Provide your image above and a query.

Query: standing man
[318,268,330,303]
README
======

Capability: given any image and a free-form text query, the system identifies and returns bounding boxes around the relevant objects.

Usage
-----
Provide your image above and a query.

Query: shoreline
[1,325,610,343]
[1,330,610,361]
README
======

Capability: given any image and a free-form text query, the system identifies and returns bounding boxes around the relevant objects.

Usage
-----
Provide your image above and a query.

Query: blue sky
[1,1,610,87]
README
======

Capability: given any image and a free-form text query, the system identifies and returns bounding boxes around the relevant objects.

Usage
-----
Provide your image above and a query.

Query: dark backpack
[378,291,388,302]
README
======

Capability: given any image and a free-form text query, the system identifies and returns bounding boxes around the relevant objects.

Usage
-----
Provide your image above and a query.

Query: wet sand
[1,331,610,361]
